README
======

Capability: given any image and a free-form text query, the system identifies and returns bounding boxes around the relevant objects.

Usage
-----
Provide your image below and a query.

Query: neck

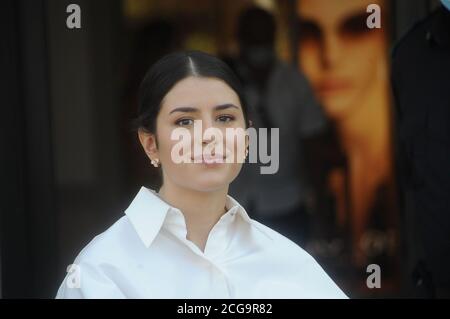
[158,180,229,249]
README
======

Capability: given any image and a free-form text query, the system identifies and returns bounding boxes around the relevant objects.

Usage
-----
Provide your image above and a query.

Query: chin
[321,93,359,121]
[188,175,233,193]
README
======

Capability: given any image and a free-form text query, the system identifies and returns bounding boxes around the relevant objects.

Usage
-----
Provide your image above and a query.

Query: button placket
[203,208,237,260]
[204,258,232,298]
[201,210,236,298]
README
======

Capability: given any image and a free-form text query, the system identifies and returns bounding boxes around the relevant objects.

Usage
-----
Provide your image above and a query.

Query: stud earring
[151,158,160,168]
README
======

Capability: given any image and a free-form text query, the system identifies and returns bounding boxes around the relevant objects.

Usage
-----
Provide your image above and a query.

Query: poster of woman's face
[297,0,387,120]
[296,0,400,296]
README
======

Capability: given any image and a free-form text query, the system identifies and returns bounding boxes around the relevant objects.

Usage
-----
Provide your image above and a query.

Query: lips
[317,79,352,95]
[192,153,226,164]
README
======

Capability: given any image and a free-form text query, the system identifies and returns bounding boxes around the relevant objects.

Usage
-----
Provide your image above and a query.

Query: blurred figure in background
[226,7,327,247]
[296,0,399,282]
[392,1,450,298]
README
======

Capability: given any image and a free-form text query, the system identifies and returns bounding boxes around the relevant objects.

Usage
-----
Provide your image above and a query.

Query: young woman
[56,50,347,299]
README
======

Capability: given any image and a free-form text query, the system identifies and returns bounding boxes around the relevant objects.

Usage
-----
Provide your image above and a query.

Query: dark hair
[132,50,251,134]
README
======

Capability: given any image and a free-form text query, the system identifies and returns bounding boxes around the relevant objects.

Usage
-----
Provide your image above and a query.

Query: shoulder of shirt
[70,215,136,266]
[251,219,348,298]
[250,218,319,263]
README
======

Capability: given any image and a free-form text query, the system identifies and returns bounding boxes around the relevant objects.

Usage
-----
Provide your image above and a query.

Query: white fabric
[56,186,347,299]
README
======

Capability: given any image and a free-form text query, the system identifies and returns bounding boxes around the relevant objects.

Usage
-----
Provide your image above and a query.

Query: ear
[245,129,250,150]
[138,129,159,161]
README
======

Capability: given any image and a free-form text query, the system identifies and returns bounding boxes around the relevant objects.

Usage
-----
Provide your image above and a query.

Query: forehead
[161,76,241,113]
[297,0,382,25]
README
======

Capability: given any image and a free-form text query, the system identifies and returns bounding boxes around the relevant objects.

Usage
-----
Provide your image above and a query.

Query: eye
[175,118,194,126]
[217,115,235,123]
[297,19,322,42]
[340,12,371,37]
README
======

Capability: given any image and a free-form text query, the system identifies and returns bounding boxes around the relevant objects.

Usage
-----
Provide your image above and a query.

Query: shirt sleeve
[55,261,126,299]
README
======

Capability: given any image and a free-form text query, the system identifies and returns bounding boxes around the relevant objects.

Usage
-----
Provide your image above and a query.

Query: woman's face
[140,76,248,193]
[296,0,387,120]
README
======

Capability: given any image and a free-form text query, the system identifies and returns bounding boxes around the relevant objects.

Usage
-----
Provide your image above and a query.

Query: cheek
[344,33,386,71]
[224,129,247,163]
[155,125,189,167]
[299,44,322,79]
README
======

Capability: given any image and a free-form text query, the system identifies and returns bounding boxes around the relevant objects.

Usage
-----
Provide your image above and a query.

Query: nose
[202,126,220,147]
[202,137,214,146]
[200,118,214,144]
[191,118,219,147]
[320,31,343,69]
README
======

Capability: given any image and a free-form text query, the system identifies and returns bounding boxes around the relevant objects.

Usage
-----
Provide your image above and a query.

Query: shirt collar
[124,186,267,248]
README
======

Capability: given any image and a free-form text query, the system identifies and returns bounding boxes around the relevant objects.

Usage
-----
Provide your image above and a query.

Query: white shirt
[56,186,347,299]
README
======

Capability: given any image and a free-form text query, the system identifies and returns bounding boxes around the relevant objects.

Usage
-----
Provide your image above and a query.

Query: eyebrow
[169,103,239,115]
[297,9,368,28]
